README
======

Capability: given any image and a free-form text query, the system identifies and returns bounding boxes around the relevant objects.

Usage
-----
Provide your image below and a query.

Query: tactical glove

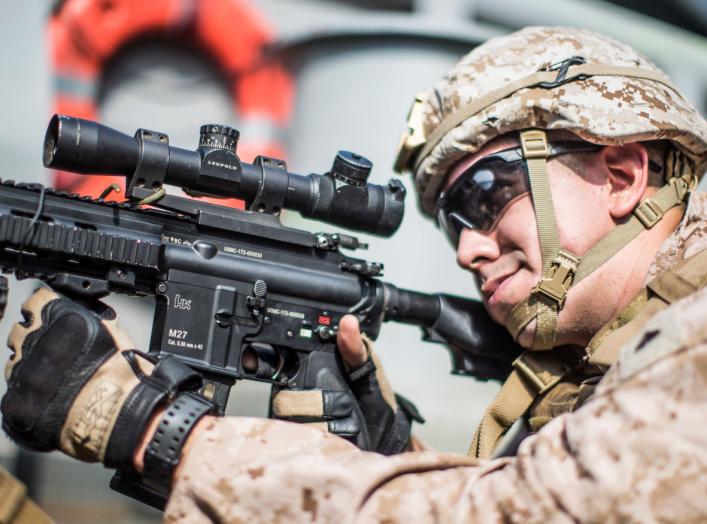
[270,335,424,455]
[2,288,204,471]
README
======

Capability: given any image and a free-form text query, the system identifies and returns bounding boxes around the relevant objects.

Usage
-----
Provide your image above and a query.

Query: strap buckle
[634,198,664,229]
[533,250,579,307]
[393,93,428,173]
[512,351,570,394]
[520,129,550,159]
[537,56,588,89]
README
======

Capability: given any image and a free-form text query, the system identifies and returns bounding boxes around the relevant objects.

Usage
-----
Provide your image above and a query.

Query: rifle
[0,115,519,507]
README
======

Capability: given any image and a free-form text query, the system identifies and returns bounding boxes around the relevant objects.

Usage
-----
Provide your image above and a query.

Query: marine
[2,26,707,523]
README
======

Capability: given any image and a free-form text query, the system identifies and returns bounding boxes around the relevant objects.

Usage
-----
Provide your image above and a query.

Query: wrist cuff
[104,380,170,471]
[142,392,215,495]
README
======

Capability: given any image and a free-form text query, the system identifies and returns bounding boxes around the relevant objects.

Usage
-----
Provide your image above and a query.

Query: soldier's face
[446,133,618,348]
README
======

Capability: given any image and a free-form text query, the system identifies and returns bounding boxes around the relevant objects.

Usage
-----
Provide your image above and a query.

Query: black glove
[270,342,424,455]
[347,351,424,454]
[2,288,203,471]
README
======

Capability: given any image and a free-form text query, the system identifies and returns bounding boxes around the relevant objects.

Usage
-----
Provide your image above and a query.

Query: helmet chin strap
[505,130,694,350]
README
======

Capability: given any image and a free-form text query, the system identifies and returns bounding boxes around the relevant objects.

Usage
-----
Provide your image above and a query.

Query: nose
[456,228,500,271]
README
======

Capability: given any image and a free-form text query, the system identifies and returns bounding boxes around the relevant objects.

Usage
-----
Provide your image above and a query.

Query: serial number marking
[224,246,263,259]
[162,234,193,248]
[266,307,305,319]
[167,339,204,351]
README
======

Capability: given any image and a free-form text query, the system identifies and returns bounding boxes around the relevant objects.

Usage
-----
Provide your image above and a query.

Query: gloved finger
[6,287,60,379]
[337,315,368,369]
[279,406,360,440]
[347,351,398,413]
[271,389,354,420]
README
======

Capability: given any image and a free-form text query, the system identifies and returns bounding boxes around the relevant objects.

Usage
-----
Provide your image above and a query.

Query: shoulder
[597,284,707,392]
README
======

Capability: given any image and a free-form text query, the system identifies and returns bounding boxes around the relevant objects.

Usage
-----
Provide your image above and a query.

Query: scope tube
[44,114,405,236]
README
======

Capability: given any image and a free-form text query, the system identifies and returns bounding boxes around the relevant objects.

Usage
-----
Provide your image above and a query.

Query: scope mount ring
[127,128,170,200]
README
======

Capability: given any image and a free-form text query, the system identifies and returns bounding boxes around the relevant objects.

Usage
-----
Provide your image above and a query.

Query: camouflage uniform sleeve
[165,287,707,524]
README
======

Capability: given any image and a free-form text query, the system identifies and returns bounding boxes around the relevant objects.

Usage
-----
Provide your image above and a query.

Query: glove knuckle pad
[2,298,120,452]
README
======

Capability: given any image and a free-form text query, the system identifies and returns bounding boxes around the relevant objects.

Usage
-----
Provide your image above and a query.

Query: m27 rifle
[0,115,519,505]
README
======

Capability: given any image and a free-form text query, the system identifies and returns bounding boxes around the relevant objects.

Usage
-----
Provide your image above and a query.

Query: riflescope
[43,114,405,236]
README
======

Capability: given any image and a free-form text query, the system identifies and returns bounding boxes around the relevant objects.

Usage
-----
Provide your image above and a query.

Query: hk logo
[174,294,192,311]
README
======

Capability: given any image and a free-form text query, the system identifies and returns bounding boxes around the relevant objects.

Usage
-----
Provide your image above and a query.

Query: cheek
[551,175,614,256]
[490,196,544,322]
[496,196,542,276]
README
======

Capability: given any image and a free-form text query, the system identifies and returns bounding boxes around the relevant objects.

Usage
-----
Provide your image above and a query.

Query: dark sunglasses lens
[439,158,529,244]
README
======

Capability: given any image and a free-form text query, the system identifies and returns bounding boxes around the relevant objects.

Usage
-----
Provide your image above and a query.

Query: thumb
[337,315,368,369]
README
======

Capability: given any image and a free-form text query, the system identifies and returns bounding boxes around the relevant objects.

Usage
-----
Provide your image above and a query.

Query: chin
[491,284,530,328]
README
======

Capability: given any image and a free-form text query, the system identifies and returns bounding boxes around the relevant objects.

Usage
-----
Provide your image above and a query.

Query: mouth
[480,272,514,305]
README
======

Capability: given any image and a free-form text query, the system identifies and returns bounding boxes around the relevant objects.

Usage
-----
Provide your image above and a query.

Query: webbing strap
[534,301,559,350]
[469,349,575,459]
[522,130,559,274]
[0,466,54,524]
[646,249,707,304]
[413,63,682,172]
[573,177,691,283]
[517,130,573,350]
[505,252,579,350]
[586,250,707,367]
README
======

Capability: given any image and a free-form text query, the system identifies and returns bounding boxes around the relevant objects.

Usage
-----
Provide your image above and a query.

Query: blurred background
[1,0,706,522]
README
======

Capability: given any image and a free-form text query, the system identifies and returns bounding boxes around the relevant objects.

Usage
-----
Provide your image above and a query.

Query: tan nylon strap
[573,176,690,283]
[469,368,535,459]
[469,349,575,458]
[0,466,54,524]
[534,301,559,350]
[506,299,536,341]
[646,249,707,304]
[506,250,580,349]
[414,64,681,172]
[587,248,707,368]
[519,130,569,349]
[522,130,559,274]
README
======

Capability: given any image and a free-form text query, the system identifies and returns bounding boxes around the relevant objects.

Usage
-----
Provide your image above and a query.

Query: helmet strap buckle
[633,198,664,229]
[532,249,579,308]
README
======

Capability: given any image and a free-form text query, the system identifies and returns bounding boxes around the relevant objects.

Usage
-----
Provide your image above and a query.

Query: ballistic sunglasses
[436,142,603,247]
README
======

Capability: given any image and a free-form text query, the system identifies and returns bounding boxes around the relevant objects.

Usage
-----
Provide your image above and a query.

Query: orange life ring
[50,0,293,205]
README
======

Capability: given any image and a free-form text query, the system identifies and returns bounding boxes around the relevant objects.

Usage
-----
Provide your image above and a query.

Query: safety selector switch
[247,280,267,317]
[315,325,337,341]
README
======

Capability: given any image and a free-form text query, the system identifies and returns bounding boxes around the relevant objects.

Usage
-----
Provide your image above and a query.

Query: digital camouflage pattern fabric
[411,26,707,214]
[164,194,707,524]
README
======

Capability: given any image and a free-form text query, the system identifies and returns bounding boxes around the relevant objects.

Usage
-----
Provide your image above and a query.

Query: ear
[600,143,649,220]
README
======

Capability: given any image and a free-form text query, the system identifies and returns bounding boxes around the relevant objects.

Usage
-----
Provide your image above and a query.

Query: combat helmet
[395,26,707,350]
